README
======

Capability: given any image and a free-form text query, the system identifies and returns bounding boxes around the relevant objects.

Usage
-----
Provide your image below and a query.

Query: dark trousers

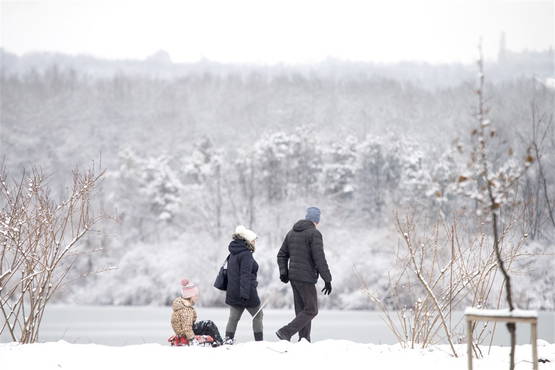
[193,320,223,344]
[279,280,318,342]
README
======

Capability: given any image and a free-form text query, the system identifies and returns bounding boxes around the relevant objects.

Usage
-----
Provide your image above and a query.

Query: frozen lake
[2,305,553,346]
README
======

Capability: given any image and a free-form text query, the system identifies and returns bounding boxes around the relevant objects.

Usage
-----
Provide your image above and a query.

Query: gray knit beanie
[305,207,321,223]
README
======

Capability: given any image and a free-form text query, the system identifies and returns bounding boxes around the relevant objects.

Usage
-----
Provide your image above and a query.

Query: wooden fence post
[531,321,538,370]
[467,318,473,370]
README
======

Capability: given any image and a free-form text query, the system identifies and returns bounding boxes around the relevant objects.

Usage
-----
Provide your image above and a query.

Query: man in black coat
[276,207,332,342]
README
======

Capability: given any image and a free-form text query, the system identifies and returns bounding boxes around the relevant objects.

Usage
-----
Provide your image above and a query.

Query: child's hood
[172,296,194,312]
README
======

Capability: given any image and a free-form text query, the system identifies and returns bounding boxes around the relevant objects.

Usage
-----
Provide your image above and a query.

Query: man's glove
[321,281,332,295]
[280,273,289,283]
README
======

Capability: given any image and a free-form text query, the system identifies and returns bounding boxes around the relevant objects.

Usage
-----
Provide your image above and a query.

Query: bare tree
[456,44,535,370]
[0,164,105,343]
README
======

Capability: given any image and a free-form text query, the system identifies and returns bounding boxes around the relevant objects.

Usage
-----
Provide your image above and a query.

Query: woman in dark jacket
[224,225,263,343]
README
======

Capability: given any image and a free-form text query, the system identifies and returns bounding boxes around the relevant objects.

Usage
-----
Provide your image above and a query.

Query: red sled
[168,335,214,346]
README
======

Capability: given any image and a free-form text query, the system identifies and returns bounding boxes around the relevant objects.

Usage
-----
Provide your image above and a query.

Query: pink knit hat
[180,279,199,298]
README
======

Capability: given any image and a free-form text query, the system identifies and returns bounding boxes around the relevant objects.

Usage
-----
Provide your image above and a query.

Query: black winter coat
[277,220,332,284]
[225,239,261,308]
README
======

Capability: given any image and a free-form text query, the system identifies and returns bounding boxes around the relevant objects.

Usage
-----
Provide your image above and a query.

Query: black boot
[224,332,235,345]
[254,332,263,341]
[275,329,291,341]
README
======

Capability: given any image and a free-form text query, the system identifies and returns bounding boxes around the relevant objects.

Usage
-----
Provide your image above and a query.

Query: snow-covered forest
[1,47,554,311]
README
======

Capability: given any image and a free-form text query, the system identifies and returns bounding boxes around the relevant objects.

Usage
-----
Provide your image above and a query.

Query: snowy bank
[1,340,553,370]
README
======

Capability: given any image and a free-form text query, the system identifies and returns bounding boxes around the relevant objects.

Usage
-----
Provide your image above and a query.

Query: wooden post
[531,321,538,370]
[467,318,473,370]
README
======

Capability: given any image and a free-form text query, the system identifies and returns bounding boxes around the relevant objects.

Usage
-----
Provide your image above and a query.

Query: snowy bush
[0,165,106,343]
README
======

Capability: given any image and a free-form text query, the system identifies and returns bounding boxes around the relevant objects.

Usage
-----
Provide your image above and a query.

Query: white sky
[1,0,553,64]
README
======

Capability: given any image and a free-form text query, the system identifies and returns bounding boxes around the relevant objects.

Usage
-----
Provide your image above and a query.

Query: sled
[168,335,215,347]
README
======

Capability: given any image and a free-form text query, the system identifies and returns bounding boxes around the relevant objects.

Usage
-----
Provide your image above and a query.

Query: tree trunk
[491,210,516,370]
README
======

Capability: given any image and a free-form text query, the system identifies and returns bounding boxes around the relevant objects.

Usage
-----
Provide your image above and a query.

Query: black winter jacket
[277,220,332,284]
[225,238,261,308]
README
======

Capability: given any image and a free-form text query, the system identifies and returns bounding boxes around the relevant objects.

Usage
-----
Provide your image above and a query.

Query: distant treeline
[1,50,553,309]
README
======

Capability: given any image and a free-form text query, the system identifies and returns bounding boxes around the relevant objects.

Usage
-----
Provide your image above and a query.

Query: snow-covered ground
[1,339,554,370]
[0,305,555,370]
[2,305,554,369]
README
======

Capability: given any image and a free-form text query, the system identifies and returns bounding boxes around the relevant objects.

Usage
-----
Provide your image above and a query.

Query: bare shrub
[0,164,105,343]
[359,211,528,357]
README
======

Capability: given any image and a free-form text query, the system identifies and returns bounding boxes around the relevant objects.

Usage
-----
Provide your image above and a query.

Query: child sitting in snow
[170,279,224,347]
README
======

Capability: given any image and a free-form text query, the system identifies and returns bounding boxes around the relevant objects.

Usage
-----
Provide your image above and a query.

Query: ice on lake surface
[3,305,553,346]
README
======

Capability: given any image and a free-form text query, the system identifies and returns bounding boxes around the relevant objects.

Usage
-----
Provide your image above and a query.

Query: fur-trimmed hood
[229,237,255,254]
[231,233,255,252]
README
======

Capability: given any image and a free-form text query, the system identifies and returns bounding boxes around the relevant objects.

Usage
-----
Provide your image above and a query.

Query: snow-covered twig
[397,216,458,358]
